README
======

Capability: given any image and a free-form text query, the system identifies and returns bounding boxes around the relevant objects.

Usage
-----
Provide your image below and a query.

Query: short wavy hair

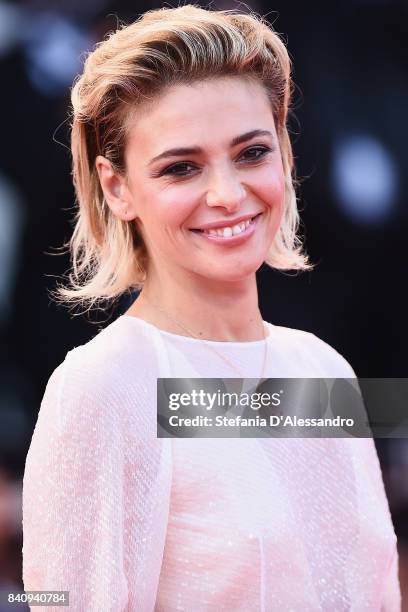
[53,3,312,310]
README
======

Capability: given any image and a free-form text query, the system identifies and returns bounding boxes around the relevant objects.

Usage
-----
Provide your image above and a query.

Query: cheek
[256,168,286,211]
[127,181,185,250]
[152,187,196,228]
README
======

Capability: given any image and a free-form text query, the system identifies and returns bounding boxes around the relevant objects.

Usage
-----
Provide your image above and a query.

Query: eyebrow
[146,129,274,167]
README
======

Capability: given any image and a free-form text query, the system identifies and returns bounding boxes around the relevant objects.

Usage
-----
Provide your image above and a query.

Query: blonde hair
[53,3,313,310]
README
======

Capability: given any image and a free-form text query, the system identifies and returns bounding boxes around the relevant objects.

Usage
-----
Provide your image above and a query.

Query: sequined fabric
[22,316,400,611]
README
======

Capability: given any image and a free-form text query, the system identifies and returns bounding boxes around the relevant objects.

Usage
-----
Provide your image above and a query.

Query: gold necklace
[146,300,269,379]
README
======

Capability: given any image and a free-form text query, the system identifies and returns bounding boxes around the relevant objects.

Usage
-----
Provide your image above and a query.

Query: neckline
[119,314,273,346]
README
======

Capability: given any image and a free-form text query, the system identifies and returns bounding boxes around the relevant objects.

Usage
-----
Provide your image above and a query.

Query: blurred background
[0,0,407,608]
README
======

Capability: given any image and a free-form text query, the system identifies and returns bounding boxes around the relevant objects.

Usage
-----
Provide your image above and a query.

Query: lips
[190,213,262,236]
[188,211,263,247]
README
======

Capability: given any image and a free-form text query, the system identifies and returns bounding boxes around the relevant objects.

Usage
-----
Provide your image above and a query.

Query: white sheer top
[22,315,401,611]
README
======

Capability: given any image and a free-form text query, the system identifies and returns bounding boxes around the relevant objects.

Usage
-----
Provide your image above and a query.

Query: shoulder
[42,316,159,435]
[66,315,157,374]
[65,315,157,384]
[268,322,357,378]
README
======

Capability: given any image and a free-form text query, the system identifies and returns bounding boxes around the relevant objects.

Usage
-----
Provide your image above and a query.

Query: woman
[22,5,400,611]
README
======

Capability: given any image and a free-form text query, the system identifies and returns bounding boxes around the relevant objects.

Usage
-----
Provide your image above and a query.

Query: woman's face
[102,76,286,285]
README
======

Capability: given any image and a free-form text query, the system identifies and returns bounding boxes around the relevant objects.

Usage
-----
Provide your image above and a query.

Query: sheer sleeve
[381,546,401,611]
[22,351,172,611]
[349,436,401,611]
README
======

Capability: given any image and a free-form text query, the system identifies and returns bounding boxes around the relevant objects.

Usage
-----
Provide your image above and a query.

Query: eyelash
[156,145,274,178]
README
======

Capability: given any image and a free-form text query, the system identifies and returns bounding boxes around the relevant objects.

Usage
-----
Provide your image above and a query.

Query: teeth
[203,217,254,237]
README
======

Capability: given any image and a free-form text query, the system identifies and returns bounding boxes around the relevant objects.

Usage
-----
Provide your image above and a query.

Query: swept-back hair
[53,3,312,310]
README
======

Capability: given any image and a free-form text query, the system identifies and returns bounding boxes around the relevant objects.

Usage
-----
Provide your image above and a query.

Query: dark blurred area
[0,0,407,608]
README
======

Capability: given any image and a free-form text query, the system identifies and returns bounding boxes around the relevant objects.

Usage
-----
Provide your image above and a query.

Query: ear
[95,155,137,221]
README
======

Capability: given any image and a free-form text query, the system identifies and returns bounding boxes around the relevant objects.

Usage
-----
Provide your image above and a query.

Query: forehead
[125,76,275,154]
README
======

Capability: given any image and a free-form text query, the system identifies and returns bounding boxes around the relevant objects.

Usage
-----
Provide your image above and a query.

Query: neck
[126,267,265,342]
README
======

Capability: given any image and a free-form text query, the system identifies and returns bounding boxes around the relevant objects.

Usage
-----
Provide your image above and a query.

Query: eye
[160,162,197,178]
[239,145,273,162]
[157,144,273,178]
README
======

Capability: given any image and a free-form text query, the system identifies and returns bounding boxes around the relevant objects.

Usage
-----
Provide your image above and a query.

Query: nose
[205,169,247,212]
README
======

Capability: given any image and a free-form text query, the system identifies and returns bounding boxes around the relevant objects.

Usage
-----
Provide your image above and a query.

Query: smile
[189,213,263,246]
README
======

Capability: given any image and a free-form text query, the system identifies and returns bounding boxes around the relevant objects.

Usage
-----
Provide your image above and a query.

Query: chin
[200,262,260,282]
